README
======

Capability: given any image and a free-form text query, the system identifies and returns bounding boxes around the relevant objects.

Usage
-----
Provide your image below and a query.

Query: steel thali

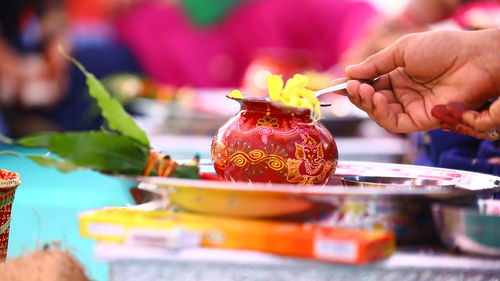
[135,161,500,243]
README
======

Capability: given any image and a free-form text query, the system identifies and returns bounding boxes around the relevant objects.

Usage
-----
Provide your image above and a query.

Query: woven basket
[0,169,20,261]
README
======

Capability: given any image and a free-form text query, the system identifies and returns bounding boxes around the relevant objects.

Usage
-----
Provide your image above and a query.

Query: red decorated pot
[211,96,338,185]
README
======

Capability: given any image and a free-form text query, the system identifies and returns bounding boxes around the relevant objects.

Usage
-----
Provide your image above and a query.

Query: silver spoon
[315,77,381,98]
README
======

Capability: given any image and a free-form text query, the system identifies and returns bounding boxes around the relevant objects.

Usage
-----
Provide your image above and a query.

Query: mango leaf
[17,134,52,148]
[17,131,149,175]
[27,155,84,173]
[0,150,83,173]
[0,151,23,157]
[0,135,13,145]
[59,47,150,147]
[172,165,200,179]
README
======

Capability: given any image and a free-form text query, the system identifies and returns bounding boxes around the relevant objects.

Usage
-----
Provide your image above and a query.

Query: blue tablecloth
[1,146,136,281]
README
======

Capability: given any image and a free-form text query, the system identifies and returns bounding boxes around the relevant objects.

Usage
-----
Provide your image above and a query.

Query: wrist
[468,28,500,96]
[486,28,500,94]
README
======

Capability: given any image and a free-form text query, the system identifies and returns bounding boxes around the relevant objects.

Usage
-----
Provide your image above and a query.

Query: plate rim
[118,161,500,198]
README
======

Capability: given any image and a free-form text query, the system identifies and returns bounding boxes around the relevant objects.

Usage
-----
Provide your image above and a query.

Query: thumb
[345,34,409,79]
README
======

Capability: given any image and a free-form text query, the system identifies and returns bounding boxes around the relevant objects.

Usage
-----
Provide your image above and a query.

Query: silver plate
[126,161,500,243]
[341,176,456,190]
[134,160,500,197]
[433,202,500,256]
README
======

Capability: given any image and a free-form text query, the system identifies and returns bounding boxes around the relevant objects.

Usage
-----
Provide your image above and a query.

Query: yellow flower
[229,73,322,122]
[229,90,244,99]
[267,75,283,101]
[266,74,321,121]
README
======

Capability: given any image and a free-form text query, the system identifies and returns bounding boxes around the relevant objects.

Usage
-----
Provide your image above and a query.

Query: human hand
[0,34,70,109]
[39,35,71,108]
[17,36,70,109]
[343,28,500,133]
[0,38,25,100]
[18,55,61,109]
[431,101,500,141]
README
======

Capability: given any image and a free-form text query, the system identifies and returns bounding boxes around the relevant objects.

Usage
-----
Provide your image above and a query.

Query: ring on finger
[487,128,500,140]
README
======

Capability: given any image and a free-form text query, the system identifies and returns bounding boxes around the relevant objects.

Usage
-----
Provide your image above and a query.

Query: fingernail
[345,64,359,73]
[345,64,355,70]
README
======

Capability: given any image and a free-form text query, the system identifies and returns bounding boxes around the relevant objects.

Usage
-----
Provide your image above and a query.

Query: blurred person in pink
[113,0,380,88]
[342,0,500,64]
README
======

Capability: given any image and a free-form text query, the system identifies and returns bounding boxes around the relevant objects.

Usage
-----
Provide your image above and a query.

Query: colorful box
[79,207,395,265]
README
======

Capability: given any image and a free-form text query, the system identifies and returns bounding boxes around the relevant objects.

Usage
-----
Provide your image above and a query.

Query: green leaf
[17,132,149,175]
[17,134,52,148]
[59,47,150,147]
[27,155,84,173]
[0,151,23,157]
[172,165,200,179]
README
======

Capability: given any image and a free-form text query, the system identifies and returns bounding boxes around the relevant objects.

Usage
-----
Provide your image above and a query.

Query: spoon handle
[315,77,381,98]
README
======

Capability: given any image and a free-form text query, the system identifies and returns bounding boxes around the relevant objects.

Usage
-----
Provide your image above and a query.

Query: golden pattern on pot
[287,137,334,184]
[216,141,288,176]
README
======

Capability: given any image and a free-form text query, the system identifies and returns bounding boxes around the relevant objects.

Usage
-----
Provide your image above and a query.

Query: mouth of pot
[227,95,331,107]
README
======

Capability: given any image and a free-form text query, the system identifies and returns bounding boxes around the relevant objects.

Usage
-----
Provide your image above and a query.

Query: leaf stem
[0,135,13,145]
